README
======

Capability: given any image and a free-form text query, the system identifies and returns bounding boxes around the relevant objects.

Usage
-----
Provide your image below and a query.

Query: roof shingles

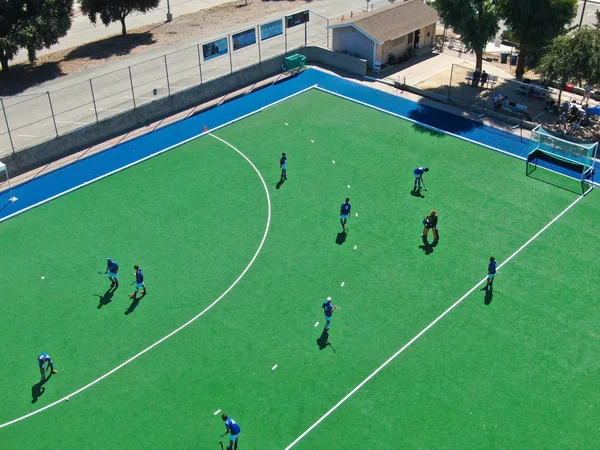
[335,0,439,44]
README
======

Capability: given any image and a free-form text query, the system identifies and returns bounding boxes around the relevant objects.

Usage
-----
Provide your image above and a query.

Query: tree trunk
[515,41,528,79]
[0,54,9,74]
[557,88,563,106]
[120,16,127,36]
[475,50,483,71]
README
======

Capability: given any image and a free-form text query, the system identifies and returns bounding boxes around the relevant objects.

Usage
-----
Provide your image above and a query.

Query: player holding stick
[413,167,429,191]
[129,265,147,299]
[221,414,241,450]
[485,256,497,290]
[102,258,119,288]
[422,210,439,244]
[38,353,58,380]
[322,297,339,332]
[279,152,287,181]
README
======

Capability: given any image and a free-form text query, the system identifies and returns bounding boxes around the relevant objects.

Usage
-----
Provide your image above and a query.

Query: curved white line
[0,133,271,430]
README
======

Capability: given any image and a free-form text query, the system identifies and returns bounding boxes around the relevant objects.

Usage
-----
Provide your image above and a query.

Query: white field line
[55,120,92,125]
[316,86,600,188]
[15,134,38,138]
[285,188,591,449]
[0,90,336,427]
[0,84,317,223]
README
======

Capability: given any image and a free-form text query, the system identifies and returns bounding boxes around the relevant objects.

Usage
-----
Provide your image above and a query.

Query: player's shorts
[108,271,118,278]
[488,273,495,279]
[425,225,437,230]
[136,282,144,289]
[325,316,332,321]
[340,214,349,219]
[414,172,421,178]
[281,163,287,169]
[230,432,240,441]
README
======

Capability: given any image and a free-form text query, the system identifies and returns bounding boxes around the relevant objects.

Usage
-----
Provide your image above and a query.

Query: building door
[414,29,421,49]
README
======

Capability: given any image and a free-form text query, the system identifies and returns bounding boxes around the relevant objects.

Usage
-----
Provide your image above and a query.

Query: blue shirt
[488,261,497,274]
[414,167,426,175]
[136,268,144,284]
[225,418,241,435]
[280,155,287,166]
[107,260,119,273]
[38,353,51,368]
[340,202,351,215]
[323,302,333,318]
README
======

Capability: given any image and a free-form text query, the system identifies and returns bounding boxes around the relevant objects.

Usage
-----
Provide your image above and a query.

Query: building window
[391,36,406,48]
[407,32,414,45]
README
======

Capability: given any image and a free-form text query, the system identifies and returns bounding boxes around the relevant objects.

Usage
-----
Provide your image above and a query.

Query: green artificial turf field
[1,89,598,449]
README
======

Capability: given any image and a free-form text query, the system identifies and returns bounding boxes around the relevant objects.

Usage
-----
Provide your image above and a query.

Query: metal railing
[0,12,330,158]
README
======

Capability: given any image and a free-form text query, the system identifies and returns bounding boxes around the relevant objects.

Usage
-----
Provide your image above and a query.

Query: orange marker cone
[203,125,207,132]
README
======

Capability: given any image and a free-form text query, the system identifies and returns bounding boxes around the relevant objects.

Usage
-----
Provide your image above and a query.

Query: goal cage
[527,125,597,192]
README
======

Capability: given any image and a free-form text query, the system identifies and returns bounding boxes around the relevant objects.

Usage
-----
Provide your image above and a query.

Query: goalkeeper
[421,210,439,243]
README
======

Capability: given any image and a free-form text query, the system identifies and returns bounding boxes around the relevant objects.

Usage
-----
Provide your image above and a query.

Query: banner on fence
[202,37,229,61]
[260,19,283,41]
[286,10,309,28]
[232,28,257,51]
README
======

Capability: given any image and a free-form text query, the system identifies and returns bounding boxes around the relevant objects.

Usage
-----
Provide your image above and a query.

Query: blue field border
[0,68,596,222]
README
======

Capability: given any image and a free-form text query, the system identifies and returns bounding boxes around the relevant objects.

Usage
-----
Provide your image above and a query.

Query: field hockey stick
[421,180,428,191]
[334,306,342,312]
[98,271,104,274]
[220,432,227,437]
[218,442,224,450]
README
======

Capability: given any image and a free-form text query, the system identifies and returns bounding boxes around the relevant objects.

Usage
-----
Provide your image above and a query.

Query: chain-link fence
[0,11,329,159]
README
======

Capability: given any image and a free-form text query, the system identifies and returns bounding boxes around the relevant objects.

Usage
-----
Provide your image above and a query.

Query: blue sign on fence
[232,28,257,51]
[202,37,229,61]
[260,20,283,41]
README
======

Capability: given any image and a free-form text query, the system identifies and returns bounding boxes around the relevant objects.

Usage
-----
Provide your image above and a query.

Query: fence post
[197,44,203,84]
[164,55,171,96]
[304,21,307,46]
[447,64,454,103]
[285,23,288,53]
[327,19,330,49]
[258,26,262,62]
[0,98,15,154]
[47,92,59,137]
[228,35,233,73]
[89,79,99,123]
[128,67,136,108]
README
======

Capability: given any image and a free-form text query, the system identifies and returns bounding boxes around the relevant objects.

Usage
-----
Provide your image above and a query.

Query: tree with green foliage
[537,27,600,104]
[498,0,577,79]
[80,0,160,36]
[433,0,500,71]
[0,0,73,74]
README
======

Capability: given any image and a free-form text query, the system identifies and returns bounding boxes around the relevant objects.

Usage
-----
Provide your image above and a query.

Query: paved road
[0,0,383,157]
[577,0,600,27]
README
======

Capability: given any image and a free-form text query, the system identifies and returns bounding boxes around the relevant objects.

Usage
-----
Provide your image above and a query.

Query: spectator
[493,93,507,109]
[480,70,488,87]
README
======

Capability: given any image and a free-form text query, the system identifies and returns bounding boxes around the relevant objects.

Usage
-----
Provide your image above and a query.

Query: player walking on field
[422,210,439,243]
[486,256,497,290]
[104,258,119,288]
[129,265,147,299]
[38,353,58,380]
[413,167,429,191]
[323,296,337,331]
[280,152,287,181]
[221,414,241,450]
[340,198,351,232]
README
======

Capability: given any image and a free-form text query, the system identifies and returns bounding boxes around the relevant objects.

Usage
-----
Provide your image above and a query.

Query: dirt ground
[0,0,319,96]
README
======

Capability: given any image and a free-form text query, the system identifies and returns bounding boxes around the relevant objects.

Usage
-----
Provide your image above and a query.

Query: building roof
[330,0,439,45]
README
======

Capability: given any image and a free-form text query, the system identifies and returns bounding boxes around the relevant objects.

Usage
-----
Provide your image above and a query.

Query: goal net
[527,125,597,191]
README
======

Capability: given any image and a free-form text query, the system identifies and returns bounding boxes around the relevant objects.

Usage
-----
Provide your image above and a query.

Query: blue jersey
[323,302,333,317]
[340,202,351,215]
[488,261,497,274]
[135,268,144,284]
[414,167,426,176]
[280,155,287,166]
[225,418,241,435]
[107,260,119,273]
[38,353,51,368]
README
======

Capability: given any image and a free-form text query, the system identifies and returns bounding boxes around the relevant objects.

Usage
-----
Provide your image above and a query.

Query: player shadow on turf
[419,239,435,255]
[335,231,347,245]
[31,377,49,403]
[125,292,146,315]
[483,286,494,305]
[410,188,425,198]
[95,286,117,309]
[276,179,286,189]
[316,329,335,352]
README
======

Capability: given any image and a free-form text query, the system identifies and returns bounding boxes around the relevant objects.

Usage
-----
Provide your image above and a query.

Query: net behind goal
[527,125,597,185]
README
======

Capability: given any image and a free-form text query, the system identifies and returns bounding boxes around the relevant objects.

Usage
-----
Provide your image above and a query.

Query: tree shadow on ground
[407,103,480,137]
[65,32,156,61]
[0,61,63,96]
